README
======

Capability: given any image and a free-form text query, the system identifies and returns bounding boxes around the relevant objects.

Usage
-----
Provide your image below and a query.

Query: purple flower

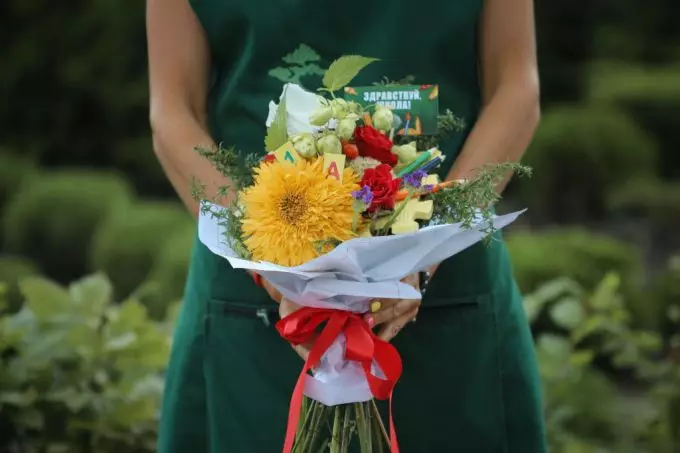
[422,184,435,193]
[352,185,374,205]
[403,170,427,189]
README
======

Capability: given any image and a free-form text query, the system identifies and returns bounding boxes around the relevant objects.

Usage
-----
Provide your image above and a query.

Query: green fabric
[158,0,547,451]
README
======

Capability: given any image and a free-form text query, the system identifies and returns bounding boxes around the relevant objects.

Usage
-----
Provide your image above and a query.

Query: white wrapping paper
[198,201,524,405]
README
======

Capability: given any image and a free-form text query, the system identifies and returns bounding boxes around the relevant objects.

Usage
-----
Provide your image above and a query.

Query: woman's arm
[446,0,540,190]
[146,0,232,217]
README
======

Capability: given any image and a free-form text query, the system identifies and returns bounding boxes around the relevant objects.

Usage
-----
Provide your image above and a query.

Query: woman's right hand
[248,270,283,303]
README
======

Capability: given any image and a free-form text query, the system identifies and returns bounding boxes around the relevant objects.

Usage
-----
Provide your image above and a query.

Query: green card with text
[344,84,439,135]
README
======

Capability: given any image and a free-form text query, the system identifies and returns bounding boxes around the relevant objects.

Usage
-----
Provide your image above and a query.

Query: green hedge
[0,255,39,313]
[0,152,37,249]
[608,178,680,228]
[90,201,192,300]
[589,62,680,179]
[3,171,133,283]
[507,229,642,294]
[520,105,658,223]
[138,224,195,319]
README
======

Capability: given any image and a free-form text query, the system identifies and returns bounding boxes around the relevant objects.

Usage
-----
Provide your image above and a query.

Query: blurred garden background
[1,1,679,452]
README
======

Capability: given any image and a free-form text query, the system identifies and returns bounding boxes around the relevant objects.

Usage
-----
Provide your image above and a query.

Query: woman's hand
[278,298,313,361]
[365,274,421,342]
[248,270,283,303]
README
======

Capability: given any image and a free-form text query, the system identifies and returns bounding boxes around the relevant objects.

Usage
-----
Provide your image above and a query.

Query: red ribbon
[276,307,403,453]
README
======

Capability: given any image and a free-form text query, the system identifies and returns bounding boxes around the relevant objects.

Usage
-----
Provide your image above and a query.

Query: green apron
[157,1,547,451]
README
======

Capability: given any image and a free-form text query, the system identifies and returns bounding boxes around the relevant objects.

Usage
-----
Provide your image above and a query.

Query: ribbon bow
[276,307,403,453]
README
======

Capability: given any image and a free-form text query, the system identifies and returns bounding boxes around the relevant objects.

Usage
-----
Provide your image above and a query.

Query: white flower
[266,83,335,136]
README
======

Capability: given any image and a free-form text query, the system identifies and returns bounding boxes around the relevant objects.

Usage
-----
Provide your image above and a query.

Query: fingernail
[366,316,375,328]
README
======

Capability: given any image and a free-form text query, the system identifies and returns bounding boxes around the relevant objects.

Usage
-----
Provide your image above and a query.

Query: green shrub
[0,152,37,248]
[589,62,680,179]
[649,257,680,340]
[138,224,195,319]
[0,255,39,313]
[0,273,172,453]
[90,201,192,300]
[0,151,36,212]
[3,170,133,283]
[527,274,680,452]
[507,228,642,295]
[520,105,658,222]
[608,178,680,228]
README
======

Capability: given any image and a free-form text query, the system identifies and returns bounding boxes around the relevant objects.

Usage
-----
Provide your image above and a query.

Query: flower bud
[392,143,417,165]
[317,134,342,155]
[309,105,333,126]
[292,134,318,159]
[372,106,394,132]
[331,98,349,119]
[336,114,359,140]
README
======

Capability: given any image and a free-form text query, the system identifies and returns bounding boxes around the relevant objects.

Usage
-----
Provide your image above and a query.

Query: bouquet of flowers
[193,55,528,453]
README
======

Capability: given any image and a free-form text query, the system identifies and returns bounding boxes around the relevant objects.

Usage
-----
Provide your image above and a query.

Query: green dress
[157,0,547,451]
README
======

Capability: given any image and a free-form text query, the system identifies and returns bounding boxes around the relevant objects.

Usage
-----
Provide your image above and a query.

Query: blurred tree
[534,0,598,103]
[0,0,171,197]
[520,105,658,224]
[593,0,680,62]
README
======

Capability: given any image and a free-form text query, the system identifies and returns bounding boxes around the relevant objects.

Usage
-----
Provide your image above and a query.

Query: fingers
[278,298,301,318]
[278,298,312,361]
[401,273,419,289]
[262,278,283,303]
[378,306,419,342]
[369,298,420,326]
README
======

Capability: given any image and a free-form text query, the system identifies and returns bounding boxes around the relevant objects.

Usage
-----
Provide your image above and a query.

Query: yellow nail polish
[370,300,382,313]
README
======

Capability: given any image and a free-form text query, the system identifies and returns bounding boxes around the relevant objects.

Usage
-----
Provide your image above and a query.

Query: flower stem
[371,400,390,448]
[304,402,328,452]
[355,402,373,453]
[330,406,343,453]
[340,404,353,453]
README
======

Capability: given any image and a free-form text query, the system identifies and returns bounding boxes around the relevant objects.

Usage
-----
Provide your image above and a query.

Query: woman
[147,0,546,451]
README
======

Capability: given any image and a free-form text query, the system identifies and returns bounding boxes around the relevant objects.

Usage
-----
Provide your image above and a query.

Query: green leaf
[569,350,595,368]
[282,44,320,65]
[550,297,584,330]
[69,273,112,315]
[323,55,379,92]
[265,97,288,151]
[0,388,38,407]
[105,331,137,352]
[19,276,71,321]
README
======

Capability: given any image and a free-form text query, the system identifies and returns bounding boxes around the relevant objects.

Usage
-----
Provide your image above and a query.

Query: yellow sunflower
[240,159,359,266]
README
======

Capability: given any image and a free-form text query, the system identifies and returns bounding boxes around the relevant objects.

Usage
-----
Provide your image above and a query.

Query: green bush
[507,229,642,295]
[3,170,133,283]
[649,257,680,341]
[0,151,36,212]
[0,152,37,249]
[90,201,192,300]
[0,255,39,313]
[589,62,680,179]
[138,224,195,319]
[0,274,172,452]
[526,274,680,452]
[608,178,680,228]
[520,105,658,223]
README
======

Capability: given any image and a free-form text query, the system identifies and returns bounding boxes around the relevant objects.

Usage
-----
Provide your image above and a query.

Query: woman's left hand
[365,273,421,342]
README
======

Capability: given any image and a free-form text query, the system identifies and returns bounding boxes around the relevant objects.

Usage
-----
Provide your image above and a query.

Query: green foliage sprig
[428,162,531,234]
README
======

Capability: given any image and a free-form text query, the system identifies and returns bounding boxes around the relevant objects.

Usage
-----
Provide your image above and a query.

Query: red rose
[360,164,402,213]
[354,125,397,166]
